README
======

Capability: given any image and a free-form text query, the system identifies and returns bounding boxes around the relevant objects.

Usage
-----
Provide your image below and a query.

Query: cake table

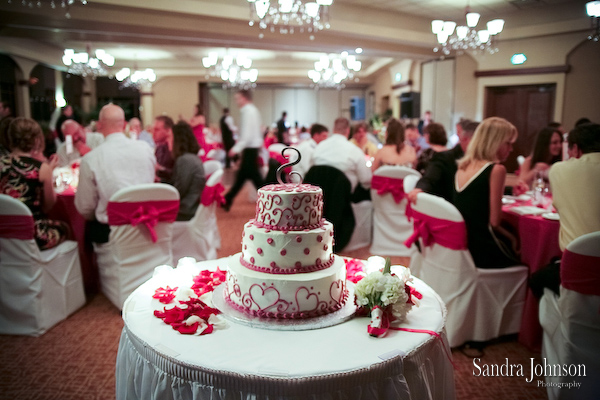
[115,258,455,400]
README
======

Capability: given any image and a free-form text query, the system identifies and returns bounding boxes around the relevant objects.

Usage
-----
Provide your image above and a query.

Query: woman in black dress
[0,118,69,250]
[453,117,520,268]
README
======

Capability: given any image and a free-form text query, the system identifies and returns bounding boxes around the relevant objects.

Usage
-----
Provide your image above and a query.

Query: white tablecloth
[116,258,455,400]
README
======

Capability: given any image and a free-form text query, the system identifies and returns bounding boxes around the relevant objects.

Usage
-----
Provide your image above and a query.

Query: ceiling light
[308,52,361,90]
[7,0,88,18]
[116,67,157,89]
[247,0,333,35]
[203,52,258,89]
[62,45,114,78]
[586,1,600,41]
[432,6,503,55]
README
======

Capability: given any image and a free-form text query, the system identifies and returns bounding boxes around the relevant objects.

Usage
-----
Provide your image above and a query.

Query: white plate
[502,197,516,205]
[542,212,560,221]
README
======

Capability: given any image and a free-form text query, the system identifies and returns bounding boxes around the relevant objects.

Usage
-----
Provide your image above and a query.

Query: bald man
[75,103,156,242]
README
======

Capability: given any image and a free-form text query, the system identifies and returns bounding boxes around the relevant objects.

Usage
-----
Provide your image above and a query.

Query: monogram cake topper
[276,147,303,184]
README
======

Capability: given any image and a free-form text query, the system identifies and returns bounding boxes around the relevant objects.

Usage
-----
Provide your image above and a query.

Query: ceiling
[0,0,591,86]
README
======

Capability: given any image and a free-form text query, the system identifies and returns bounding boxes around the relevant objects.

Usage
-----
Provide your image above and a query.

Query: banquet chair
[409,192,528,348]
[369,165,421,256]
[203,159,222,178]
[0,194,85,336]
[95,183,179,309]
[304,165,355,252]
[205,148,225,163]
[172,169,224,264]
[539,231,600,400]
[343,199,373,252]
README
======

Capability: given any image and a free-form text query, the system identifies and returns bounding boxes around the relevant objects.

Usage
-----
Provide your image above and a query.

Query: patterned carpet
[0,175,548,399]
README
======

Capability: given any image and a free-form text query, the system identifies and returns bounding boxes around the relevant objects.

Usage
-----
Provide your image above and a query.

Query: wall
[205,86,367,134]
[421,59,455,136]
[563,39,600,129]
[152,76,200,121]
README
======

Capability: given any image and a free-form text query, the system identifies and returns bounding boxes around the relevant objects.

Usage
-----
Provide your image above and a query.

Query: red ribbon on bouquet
[107,200,179,243]
[404,203,468,250]
[371,175,405,203]
[200,183,226,207]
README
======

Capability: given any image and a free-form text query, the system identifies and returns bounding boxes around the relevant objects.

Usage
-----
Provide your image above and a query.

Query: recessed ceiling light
[355,47,363,54]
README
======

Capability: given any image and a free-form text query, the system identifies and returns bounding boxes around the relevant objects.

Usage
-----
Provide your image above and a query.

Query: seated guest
[153,115,175,182]
[171,121,206,221]
[126,117,142,140]
[454,117,520,268]
[405,122,429,157]
[311,117,372,194]
[75,104,156,243]
[529,122,600,298]
[293,123,329,177]
[415,122,448,175]
[350,122,378,157]
[0,116,15,157]
[0,117,69,250]
[56,120,93,167]
[409,121,478,203]
[518,126,563,185]
[371,118,416,171]
[550,122,600,251]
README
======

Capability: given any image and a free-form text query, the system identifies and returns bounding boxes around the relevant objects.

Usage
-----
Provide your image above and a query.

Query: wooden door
[485,84,555,172]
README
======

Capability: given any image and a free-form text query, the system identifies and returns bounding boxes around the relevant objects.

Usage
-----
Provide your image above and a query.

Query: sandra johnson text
[473,358,586,383]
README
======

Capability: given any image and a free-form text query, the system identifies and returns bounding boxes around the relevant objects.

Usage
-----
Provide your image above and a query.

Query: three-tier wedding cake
[224,183,349,319]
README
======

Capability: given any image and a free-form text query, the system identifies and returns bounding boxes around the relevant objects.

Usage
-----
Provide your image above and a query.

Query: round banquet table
[502,200,562,352]
[115,258,455,400]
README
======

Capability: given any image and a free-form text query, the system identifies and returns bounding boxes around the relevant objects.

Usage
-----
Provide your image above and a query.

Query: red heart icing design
[329,280,345,305]
[248,284,283,311]
[295,287,320,312]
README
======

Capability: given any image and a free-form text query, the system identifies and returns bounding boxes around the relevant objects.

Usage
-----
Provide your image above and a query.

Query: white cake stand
[212,283,357,331]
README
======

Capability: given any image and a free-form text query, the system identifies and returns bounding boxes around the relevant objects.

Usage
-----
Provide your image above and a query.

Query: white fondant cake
[225,183,348,319]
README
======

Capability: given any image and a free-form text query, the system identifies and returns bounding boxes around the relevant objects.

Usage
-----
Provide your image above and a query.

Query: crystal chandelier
[587,1,600,41]
[7,0,88,18]
[247,0,333,35]
[202,52,258,90]
[307,52,361,90]
[115,67,157,89]
[431,7,504,55]
[62,46,115,78]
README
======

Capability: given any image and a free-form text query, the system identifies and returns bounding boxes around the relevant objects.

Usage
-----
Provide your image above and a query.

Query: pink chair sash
[269,151,292,174]
[0,215,35,240]
[200,183,226,207]
[371,175,405,203]
[404,203,468,250]
[560,250,600,296]
[107,200,179,243]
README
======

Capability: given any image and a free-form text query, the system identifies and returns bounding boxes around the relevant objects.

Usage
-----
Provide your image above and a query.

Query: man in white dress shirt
[223,89,264,211]
[56,119,104,167]
[75,103,156,243]
[293,123,329,177]
[311,117,372,193]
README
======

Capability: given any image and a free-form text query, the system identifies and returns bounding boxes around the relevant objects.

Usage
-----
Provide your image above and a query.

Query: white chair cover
[172,169,224,264]
[403,174,420,193]
[412,192,528,348]
[202,159,222,177]
[539,231,600,400]
[344,200,373,252]
[370,166,421,256]
[0,194,85,336]
[94,183,179,309]
[205,148,225,163]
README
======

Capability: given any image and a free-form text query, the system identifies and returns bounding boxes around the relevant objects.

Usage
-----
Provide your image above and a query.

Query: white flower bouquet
[354,258,421,337]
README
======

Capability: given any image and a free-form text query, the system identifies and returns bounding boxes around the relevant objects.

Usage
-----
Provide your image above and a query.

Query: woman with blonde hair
[454,117,519,268]
[371,118,416,172]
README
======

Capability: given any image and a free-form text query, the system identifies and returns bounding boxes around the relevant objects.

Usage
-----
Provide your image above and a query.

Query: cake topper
[276,147,302,184]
